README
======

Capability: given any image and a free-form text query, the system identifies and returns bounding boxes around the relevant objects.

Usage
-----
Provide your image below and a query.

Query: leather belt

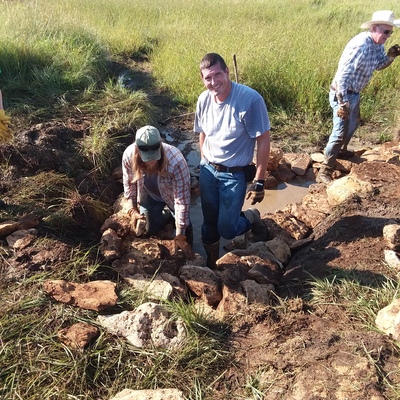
[330,85,359,95]
[208,161,245,173]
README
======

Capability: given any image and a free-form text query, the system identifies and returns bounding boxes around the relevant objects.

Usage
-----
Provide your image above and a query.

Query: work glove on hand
[128,207,147,236]
[337,102,350,120]
[173,234,194,259]
[245,181,265,205]
[388,44,400,58]
[0,109,12,143]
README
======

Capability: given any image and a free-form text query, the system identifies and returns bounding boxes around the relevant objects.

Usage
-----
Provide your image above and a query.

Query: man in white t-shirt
[194,53,271,268]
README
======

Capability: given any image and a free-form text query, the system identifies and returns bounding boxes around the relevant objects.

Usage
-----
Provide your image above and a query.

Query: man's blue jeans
[324,90,360,167]
[199,162,251,244]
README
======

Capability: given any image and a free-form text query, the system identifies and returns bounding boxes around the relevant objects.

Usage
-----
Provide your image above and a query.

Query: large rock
[179,265,222,306]
[383,223,400,251]
[376,299,400,341]
[326,175,374,206]
[43,280,118,311]
[284,153,311,176]
[109,388,185,400]
[97,302,186,349]
[100,228,123,262]
[361,142,400,164]
[267,145,284,171]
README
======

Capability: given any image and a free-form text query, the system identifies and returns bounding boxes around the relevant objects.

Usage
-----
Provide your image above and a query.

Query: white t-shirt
[194,82,270,167]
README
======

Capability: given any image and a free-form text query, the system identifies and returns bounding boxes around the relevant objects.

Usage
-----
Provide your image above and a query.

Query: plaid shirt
[122,143,191,235]
[332,31,392,103]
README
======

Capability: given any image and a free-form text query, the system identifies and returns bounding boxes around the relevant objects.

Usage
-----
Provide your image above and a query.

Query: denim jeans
[199,161,251,244]
[324,90,360,167]
[140,191,192,241]
[139,192,169,235]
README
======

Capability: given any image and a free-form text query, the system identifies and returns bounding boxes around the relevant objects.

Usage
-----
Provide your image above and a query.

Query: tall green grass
[2,0,400,128]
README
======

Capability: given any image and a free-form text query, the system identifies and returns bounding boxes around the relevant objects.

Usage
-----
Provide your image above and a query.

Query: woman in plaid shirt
[122,125,194,259]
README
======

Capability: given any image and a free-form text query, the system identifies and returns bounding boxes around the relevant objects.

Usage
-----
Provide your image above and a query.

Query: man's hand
[337,102,350,120]
[246,181,265,205]
[388,44,400,58]
[174,234,194,259]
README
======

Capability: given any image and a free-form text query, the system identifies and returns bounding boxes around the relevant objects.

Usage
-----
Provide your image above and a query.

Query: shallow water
[190,181,312,256]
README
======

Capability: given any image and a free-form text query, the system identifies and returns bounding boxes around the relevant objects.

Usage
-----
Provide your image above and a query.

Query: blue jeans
[140,191,192,242]
[139,192,169,235]
[199,162,251,244]
[324,90,360,167]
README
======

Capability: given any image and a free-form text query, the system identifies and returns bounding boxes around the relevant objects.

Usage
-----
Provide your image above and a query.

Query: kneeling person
[122,125,194,259]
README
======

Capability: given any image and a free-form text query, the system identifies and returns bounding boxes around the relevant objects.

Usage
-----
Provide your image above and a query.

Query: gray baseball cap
[135,125,162,162]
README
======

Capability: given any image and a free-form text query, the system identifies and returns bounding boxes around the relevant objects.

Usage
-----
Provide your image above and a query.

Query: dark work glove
[337,102,350,120]
[246,180,265,205]
[173,234,194,259]
[388,44,400,58]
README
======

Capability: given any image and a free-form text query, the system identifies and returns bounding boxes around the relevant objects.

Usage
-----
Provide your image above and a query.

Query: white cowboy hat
[361,10,400,29]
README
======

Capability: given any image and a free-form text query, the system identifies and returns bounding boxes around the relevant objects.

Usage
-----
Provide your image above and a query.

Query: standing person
[122,125,194,259]
[317,10,400,184]
[194,52,270,269]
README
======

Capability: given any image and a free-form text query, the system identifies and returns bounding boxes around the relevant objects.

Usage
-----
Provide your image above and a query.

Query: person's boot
[316,164,333,184]
[243,208,269,242]
[337,148,355,160]
[203,241,220,269]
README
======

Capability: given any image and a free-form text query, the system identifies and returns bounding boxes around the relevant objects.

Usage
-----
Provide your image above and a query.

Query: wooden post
[233,54,239,83]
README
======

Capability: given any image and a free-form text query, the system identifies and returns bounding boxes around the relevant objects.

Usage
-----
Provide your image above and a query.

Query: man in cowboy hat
[317,10,400,184]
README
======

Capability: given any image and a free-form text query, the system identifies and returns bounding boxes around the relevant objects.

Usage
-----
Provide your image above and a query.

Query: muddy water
[190,182,312,256]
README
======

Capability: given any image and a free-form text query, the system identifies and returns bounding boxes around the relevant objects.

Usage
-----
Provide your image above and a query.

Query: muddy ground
[1,59,400,399]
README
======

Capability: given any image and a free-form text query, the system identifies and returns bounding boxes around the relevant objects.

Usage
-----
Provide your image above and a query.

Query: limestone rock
[376,298,400,341]
[383,223,400,251]
[100,213,131,237]
[271,161,296,182]
[384,249,400,270]
[265,236,291,265]
[326,175,374,206]
[97,302,186,349]
[123,273,174,300]
[267,145,284,171]
[109,388,185,400]
[240,280,275,304]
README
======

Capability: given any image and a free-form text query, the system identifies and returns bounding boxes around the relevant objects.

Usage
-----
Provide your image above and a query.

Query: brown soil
[1,58,400,399]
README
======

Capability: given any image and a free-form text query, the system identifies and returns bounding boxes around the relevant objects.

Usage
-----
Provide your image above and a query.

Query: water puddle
[190,181,312,256]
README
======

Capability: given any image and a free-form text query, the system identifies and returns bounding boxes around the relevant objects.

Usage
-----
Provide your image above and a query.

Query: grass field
[2,0,400,131]
[1,1,400,399]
